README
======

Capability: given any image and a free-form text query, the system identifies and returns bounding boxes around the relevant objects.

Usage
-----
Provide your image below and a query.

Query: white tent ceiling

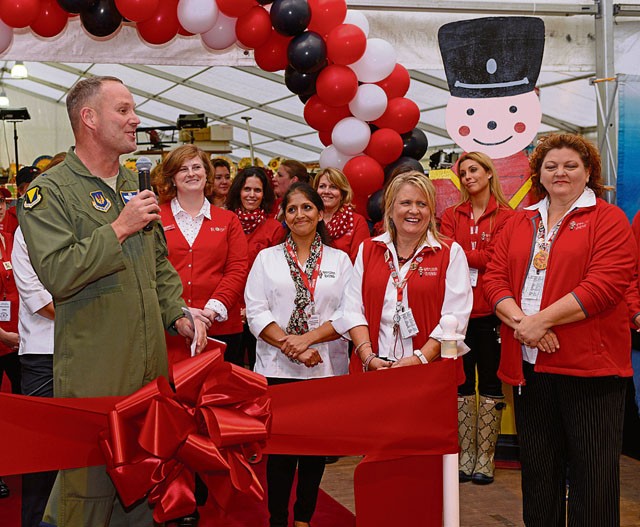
[1,1,639,168]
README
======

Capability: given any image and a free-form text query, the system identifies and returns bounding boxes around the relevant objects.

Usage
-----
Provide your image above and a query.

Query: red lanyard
[285,239,323,303]
[384,248,424,304]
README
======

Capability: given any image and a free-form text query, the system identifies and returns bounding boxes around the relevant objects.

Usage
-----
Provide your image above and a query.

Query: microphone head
[136,156,153,173]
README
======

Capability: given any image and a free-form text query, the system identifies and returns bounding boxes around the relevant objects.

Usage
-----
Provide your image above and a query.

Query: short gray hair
[66,76,123,133]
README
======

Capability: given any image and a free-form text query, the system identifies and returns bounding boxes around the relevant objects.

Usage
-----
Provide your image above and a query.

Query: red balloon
[0,0,42,28]
[307,0,346,35]
[365,128,404,166]
[303,95,351,132]
[343,155,384,197]
[177,24,194,36]
[326,23,366,66]
[315,64,358,108]
[217,0,255,18]
[318,129,332,147]
[115,0,158,23]
[254,30,291,72]
[136,0,179,45]
[236,5,271,49]
[373,97,420,135]
[375,64,411,99]
[30,0,68,37]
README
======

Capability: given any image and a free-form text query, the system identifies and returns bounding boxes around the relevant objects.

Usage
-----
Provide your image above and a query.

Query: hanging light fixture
[10,61,28,79]
[0,86,9,107]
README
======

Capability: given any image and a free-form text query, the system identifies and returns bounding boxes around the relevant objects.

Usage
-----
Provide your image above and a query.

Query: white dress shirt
[11,227,54,355]
[334,232,472,359]
[245,242,354,379]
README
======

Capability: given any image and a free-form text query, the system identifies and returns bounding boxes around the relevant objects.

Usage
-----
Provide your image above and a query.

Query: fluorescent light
[11,61,28,79]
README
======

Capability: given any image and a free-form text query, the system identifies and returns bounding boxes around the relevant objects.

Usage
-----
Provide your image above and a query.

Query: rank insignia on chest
[120,190,138,204]
[90,191,112,212]
[23,186,42,209]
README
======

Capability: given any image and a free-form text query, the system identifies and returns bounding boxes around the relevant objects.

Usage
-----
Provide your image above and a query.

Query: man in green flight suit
[18,76,208,527]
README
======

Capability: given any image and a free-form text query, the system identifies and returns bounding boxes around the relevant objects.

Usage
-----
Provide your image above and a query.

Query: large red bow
[98,350,271,523]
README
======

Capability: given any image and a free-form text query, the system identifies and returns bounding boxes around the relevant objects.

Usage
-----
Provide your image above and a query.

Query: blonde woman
[312,167,370,262]
[336,170,472,373]
[440,152,514,485]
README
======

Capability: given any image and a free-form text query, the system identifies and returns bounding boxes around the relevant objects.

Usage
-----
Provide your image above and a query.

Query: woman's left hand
[279,334,312,359]
[298,348,323,367]
[390,355,422,368]
[513,313,549,347]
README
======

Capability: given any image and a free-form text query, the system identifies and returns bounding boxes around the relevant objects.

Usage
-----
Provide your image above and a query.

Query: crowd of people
[0,75,638,527]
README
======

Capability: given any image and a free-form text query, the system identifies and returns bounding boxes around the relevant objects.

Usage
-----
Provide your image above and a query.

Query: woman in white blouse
[335,170,473,372]
[245,182,353,527]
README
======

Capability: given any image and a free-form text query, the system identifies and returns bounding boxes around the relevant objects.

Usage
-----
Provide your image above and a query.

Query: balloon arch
[0,0,429,210]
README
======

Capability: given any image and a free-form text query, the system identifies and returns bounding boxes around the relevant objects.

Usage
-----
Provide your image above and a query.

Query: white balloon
[349,83,388,122]
[349,38,397,83]
[178,0,219,35]
[201,12,237,50]
[331,117,371,157]
[343,10,369,37]
[0,20,13,55]
[319,145,355,170]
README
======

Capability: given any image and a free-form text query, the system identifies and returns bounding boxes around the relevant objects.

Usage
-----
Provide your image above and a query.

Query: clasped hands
[512,313,559,354]
[278,334,323,368]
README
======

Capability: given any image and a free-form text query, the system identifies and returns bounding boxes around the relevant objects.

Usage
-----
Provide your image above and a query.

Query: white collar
[525,187,596,213]
[372,230,442,252]
[171,197,211,220]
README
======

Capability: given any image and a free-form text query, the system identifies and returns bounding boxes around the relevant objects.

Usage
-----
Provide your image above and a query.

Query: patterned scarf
[284,233,323,336]
[326,204,354,240]
[235,207,266,234]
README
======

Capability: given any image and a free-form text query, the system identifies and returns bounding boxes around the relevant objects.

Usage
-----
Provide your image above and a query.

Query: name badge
[307,314,320,331]
[522,272,545,301]
[0,300,11,321]
[3,261,12,271]
[399,308,419,339]
[469,267,479,287]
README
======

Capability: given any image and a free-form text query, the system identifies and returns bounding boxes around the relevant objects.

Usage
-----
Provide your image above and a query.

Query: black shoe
[471,472,494,485]
[168,510,199,526]
[0,478,9,498]
[458,470,472,483]
[324,456,339,464]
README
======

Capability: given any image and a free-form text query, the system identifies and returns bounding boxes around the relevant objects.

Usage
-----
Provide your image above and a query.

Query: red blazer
[626,211,640,328]
[1,207,18,235]
[160,203,248,364]
[484,199,636,385]
[246,218,285,271]
[349,238,464,384]
[330,212,371,263]
[440,196,513,317]
[0,232,18,356]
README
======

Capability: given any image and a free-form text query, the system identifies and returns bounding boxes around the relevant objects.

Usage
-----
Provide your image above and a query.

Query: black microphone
[136,156,154,232]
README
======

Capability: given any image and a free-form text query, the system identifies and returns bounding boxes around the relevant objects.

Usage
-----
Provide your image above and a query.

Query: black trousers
[266,377,325,527]
[20,354,57,527]
[214,332,244,367]
[514,361,626,527]
[459,315,503,397]
[242,323,257,371]
[0,350,21,394]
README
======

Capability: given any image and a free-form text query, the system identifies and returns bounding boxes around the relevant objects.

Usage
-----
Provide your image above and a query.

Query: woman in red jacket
[226,166,284,370]
[157,145,248,368]
[0,187,20,499]
[440,152,514,485]
[311,168,370,262]
[484,134,636,527]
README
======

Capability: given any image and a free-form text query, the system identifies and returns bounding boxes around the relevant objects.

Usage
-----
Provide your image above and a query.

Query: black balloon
[80,0,122,37]
[257,0,274,4]
[401,128,429,161]
[58,0,96,13]
[298,92,313,104]
[287,31,327,73]
[284,66,318,96]
[367,189,385,224]
[271,0,311,37]
[383,156,425,182]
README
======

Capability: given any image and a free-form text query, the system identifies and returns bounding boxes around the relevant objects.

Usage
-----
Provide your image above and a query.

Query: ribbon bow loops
[101,349,272,522]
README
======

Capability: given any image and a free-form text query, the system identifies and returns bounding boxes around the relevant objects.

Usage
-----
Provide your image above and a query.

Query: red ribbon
[99,349,271,523]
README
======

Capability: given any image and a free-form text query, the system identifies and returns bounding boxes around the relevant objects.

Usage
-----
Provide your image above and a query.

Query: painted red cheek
[458,126,470,137]
[514,122,526,133]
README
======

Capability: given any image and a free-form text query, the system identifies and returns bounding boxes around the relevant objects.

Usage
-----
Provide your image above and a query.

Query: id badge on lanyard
[0,300,11,321]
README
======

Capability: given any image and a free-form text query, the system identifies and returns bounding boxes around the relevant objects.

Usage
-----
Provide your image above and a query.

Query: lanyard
[536,218,562,252]
[385,248,424,305]
[285,239,323,304]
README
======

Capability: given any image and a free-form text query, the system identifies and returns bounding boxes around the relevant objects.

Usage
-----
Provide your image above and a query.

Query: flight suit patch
[90,191,112,212]
[23,186,43,210]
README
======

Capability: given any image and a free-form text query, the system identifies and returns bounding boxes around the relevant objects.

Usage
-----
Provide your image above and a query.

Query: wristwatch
[413,349,428,364]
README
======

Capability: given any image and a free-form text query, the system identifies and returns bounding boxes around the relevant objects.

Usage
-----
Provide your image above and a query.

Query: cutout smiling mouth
[473,136,513,146]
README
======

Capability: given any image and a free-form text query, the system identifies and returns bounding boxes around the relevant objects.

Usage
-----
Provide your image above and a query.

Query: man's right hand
[111,190,161,243]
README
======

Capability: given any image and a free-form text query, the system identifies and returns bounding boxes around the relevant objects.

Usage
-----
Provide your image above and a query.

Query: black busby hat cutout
[438,17,545,99]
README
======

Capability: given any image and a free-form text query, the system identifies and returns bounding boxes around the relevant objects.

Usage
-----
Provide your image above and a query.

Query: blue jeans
[631,348,640,417]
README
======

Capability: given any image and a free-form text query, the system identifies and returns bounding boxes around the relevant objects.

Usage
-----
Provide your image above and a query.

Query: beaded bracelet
[354,340,372,356]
